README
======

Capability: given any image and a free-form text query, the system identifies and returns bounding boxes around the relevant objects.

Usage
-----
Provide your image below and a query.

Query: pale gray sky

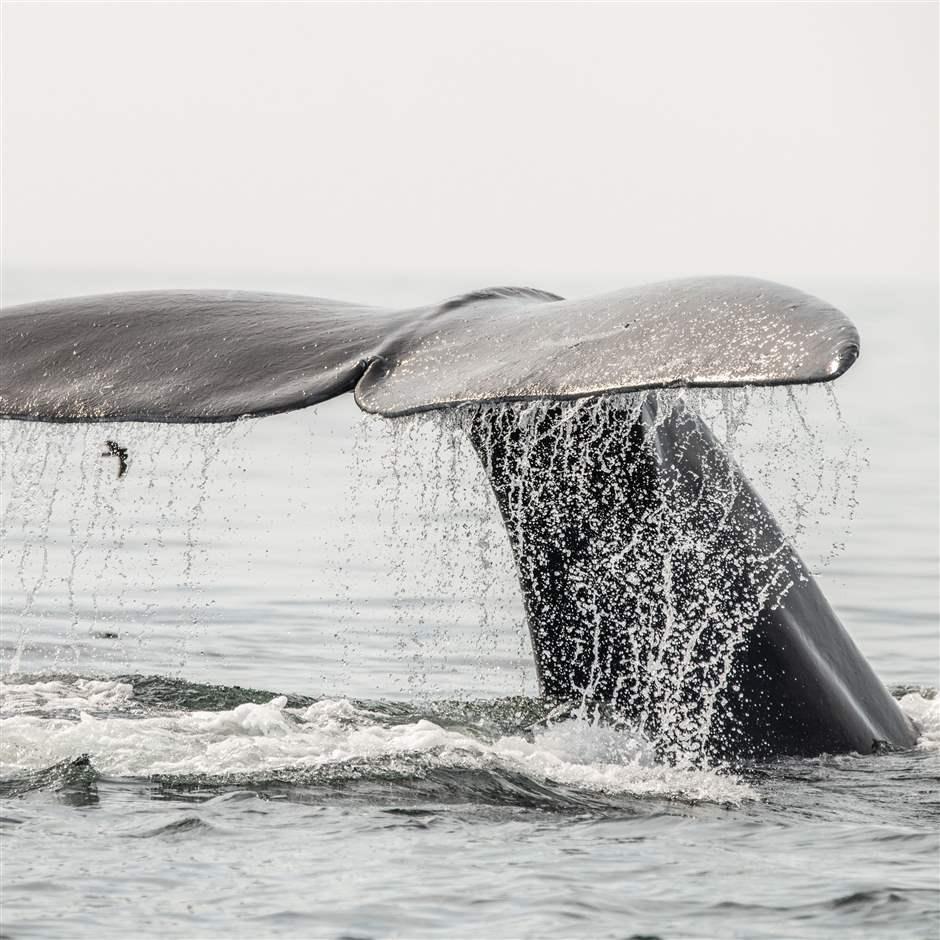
[1,1,937,286]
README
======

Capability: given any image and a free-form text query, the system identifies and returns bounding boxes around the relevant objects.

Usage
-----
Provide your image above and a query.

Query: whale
[0,276,917,762]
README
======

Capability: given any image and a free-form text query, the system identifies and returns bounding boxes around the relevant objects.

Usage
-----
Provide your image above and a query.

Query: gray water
[1,274,938,939]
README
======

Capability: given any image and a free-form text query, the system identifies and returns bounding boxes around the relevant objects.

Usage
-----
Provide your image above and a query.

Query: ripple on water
[125,816,217,839]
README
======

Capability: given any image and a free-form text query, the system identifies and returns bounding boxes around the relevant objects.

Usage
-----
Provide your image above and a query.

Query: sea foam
[0,676,756,804]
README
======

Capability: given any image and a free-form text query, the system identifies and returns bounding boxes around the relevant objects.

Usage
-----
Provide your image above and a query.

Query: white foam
[898,692,940,750]
[0,676,135,716]
[0,678,755,804]
[490,717,752,803]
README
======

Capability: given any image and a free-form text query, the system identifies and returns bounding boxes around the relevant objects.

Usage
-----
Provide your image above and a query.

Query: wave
[3,674,937,814]
[0,674,757,806]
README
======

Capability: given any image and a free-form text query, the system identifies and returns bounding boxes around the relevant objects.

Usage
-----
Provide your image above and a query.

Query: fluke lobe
[0,276,917,762]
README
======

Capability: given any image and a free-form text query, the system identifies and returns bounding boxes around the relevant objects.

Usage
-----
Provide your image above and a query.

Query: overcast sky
[1,1,936,288]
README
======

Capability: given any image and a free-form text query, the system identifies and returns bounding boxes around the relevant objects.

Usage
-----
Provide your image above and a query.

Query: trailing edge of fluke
[0,276,859,422]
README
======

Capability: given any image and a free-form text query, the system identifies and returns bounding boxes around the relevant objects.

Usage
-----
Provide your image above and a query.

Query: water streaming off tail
[1,421,238,673]
[1,387,859,757]
[336,408,527,700]
[0,400,530,698]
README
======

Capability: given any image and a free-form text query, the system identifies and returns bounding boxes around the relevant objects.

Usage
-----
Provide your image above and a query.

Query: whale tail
[0,277,915,760]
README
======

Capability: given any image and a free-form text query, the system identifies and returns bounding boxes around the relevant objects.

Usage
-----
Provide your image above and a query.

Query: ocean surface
[1,271,938,939]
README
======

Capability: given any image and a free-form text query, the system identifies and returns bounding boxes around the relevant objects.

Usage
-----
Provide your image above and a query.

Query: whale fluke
[0,277,858,422]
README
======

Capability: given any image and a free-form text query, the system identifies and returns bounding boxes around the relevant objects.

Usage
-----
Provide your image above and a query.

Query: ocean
[1,272,937,939]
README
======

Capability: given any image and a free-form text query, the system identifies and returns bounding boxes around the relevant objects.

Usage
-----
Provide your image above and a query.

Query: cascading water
[1,387,861,766]
[0,420,235,675]
[340,409,524,701]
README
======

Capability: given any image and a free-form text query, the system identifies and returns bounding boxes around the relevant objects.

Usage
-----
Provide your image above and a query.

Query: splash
[899,691,940,750]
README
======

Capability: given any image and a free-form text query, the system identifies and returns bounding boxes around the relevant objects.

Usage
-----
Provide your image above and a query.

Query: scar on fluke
[101,440,128,478]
